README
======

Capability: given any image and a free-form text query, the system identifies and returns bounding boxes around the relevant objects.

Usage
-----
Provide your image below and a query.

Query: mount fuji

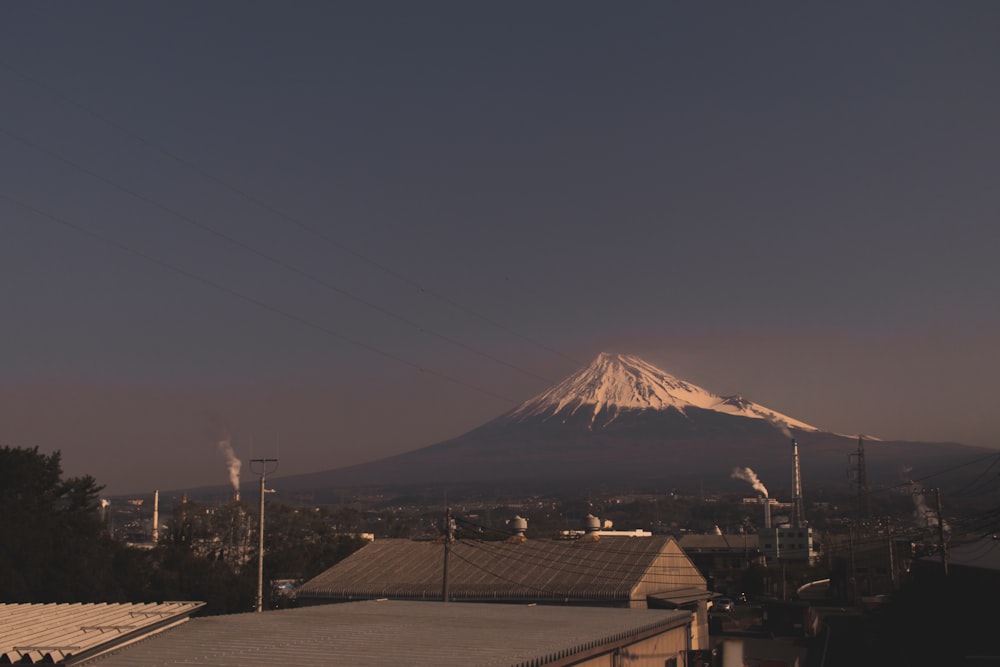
[274,353,987,493]
[505,352,818,433]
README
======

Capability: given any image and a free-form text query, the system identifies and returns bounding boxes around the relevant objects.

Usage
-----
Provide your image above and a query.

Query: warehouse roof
[677,533,759,552]
[0,601,204,665]
[82,599,692,667]
[298,536,705,605]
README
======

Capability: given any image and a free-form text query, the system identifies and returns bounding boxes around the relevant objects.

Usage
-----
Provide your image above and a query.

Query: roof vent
[580,514,601,541]
[507,515,528,543]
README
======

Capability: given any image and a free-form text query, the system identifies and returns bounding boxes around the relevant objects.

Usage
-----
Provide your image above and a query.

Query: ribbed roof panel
[299,536,705,603]
[83,600,692,667]
[0,602,204,664]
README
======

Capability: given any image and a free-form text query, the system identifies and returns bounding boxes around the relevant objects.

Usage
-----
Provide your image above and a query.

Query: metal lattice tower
[856,436,870,522]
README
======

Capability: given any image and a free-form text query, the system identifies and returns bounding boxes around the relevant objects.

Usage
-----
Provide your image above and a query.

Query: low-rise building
[758,526,817,565]
[298,534,713,650]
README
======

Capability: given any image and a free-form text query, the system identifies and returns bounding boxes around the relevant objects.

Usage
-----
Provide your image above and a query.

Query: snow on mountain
[507,352,819,432]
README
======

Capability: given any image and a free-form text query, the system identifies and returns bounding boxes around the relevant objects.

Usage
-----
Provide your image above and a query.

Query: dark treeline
[0,446,365,615]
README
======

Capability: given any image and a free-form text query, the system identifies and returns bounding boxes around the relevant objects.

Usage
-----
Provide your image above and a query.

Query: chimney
[792,439,805,528]
[152,489,159,544]
[763,497,772,529]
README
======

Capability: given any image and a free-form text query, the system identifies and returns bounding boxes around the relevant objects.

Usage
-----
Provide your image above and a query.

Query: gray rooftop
[299,536,706,605]
[84,600,692,667]
[677,533,759,551]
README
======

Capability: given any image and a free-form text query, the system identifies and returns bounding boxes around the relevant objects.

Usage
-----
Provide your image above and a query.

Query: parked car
[713,597,734,613]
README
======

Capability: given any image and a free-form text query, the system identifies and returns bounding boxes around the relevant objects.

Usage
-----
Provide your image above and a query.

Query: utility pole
[441,506,453,602]
[857,437,870,524]
[886,518,895,590]
[933,487,948,577]
[849,526,857,603]
[250,456,278,613]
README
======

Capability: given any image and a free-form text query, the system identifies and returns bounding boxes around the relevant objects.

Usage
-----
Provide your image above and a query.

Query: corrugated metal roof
[82,599,692,667]
[677,534,759,551]
[299,536,705,604]
[0,602,205,665]
[646,586,715,607]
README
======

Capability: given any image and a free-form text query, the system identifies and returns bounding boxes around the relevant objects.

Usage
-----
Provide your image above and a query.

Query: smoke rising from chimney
[732,466,768,497]
[766,415,792,439]
[909,483,949,531]
[217,436,241,492]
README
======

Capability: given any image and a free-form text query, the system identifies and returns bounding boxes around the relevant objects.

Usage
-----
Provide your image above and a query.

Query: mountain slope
[505,352,818,433]
[271,353,988,493]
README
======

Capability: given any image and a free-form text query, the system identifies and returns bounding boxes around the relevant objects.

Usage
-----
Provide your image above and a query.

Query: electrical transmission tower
[849,436,871,524]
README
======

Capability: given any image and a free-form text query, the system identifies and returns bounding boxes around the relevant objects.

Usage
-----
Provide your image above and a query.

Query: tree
[0,446,147,602]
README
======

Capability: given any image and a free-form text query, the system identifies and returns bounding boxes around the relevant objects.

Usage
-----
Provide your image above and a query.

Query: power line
[445,546,567,598]
[0,193,521,406]
[868,450,1000,496]
[0,60,583,369]
[0,123,557,387]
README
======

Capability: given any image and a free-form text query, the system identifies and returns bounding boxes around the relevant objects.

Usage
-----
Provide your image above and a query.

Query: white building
[759,526,817,564]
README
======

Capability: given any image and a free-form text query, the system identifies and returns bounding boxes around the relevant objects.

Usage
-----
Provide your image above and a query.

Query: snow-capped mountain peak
[507,352,818,432]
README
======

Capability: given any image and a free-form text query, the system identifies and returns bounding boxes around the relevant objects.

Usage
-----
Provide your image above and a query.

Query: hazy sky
[2,3,998,496]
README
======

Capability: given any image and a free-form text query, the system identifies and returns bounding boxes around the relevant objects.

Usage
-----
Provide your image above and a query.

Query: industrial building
[298,535,707,609]
[298,531,713,652]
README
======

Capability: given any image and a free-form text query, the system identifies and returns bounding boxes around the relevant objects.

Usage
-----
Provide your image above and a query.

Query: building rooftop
[0,601,204,665]
[298,536,706,605]
[83,600,692,667]
[677,533,759,552]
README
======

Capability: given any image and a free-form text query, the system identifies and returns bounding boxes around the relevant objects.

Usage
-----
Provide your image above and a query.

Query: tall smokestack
[791,439,805,528]
[152,489,159,544]
[763,497,772,529]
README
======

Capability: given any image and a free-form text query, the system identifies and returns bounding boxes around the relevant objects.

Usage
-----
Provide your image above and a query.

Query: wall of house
[630,540,707,608]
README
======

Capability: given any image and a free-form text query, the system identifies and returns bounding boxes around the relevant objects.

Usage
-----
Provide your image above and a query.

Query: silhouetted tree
[0,446,147,602]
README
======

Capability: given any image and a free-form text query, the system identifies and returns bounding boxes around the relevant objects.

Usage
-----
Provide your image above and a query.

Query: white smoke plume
[766,415,792,439]
[732,466,768,497]
[217,436,241,492]
[910,484,950,532]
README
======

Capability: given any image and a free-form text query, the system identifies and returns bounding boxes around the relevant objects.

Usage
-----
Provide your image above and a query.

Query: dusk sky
[3,3,999,496]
